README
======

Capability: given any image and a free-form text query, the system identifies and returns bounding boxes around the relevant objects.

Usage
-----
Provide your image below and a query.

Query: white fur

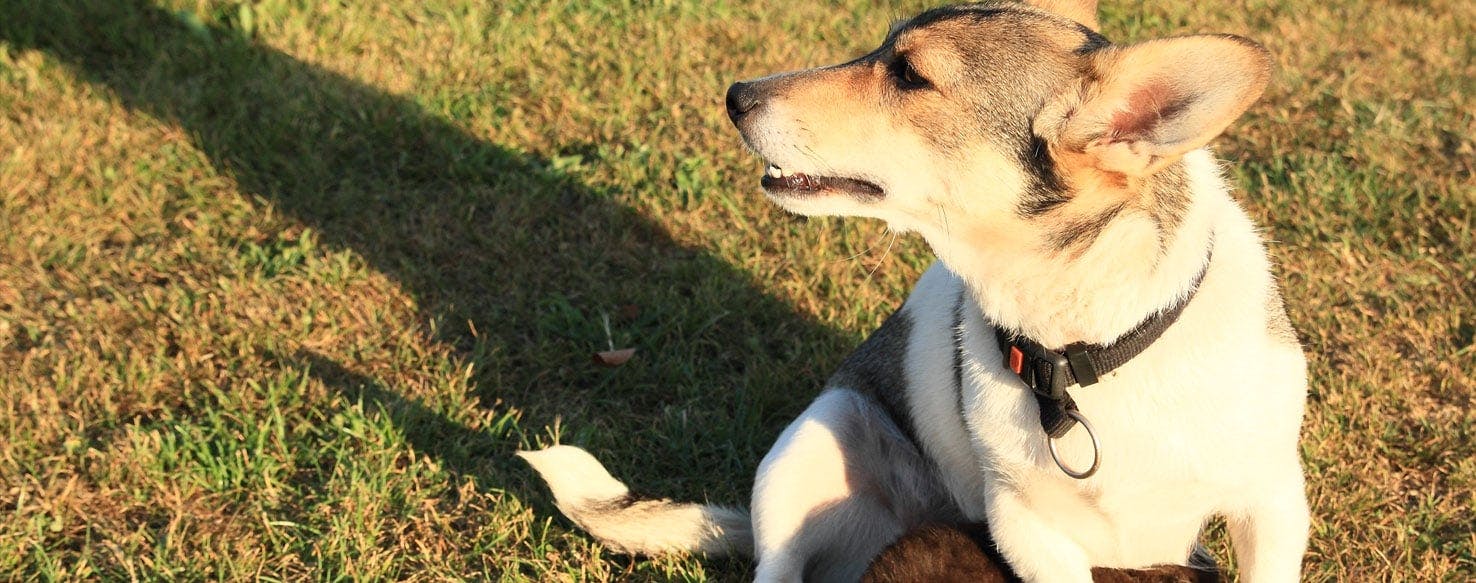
[515,447,753,556]
[943,157,1309,580]
[751,389,923,582]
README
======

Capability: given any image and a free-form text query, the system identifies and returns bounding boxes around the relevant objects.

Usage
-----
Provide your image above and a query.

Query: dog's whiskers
[828,226,899,290]
[860,228,900,288]
[935,203,954,265]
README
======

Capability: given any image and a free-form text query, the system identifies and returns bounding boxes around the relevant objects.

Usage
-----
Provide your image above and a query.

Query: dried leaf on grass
[593,348,635,367]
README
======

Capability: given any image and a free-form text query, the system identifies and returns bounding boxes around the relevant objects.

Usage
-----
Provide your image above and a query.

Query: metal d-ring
[1046,409,1101,479]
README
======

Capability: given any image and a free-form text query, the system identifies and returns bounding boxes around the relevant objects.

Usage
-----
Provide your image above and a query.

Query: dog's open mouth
[761,163,883,199]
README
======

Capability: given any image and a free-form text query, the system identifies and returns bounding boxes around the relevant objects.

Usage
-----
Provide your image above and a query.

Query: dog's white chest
[943,287,1279,568]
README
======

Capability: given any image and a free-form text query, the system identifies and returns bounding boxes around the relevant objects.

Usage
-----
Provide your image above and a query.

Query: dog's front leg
[1227,472,1310,582]
[751,389,940,583]
[984,486,1094,583]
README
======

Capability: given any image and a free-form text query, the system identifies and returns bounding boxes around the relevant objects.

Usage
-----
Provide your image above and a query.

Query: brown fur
[863,523,1219,583]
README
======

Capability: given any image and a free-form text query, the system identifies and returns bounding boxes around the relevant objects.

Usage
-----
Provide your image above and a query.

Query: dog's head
[726,1,1270,257]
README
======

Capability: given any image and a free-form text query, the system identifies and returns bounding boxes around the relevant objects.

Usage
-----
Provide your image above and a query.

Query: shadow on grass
[0,0,852,570]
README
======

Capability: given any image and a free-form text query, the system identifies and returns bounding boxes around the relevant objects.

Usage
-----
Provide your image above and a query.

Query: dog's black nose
[725,81,762,126]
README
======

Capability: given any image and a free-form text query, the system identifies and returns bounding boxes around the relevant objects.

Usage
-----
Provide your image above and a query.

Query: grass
[0,0,1471,580]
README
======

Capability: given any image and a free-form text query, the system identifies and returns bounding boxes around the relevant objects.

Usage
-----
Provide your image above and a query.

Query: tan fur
[1027,0,1100,31]
[1035,36,1273,178]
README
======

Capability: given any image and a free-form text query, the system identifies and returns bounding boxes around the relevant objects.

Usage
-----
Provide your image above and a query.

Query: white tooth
[767,164,782,178]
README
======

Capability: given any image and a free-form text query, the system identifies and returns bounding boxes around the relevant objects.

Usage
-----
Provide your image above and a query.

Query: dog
[862,523,1218,583]
[520,2,1310,581]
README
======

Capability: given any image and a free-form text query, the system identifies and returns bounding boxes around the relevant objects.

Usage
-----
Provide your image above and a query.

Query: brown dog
[864,524,1219,583]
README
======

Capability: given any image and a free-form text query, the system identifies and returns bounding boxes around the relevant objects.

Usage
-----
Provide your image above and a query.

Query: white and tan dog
[521,2,1310,581]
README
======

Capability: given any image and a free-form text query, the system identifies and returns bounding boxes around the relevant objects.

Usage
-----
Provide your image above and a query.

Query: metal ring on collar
[1046,409,1101,479]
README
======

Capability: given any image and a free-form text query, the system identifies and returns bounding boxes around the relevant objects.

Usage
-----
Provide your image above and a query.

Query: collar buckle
[1004,336,1072,401]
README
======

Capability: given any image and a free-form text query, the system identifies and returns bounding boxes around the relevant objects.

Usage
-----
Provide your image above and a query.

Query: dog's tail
[517,445,753,557]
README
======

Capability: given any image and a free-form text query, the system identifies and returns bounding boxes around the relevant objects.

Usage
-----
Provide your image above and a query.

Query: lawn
[0,0,1472,580]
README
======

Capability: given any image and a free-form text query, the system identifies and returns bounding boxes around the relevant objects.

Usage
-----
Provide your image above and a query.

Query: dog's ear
[1026,0,1099,31]
[1036,35,1272,178]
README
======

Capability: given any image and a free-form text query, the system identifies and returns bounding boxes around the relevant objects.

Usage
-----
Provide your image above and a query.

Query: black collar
[991,244,1214,439]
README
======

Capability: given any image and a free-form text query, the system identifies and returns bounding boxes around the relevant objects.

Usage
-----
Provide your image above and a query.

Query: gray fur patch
[1046,201,1128,255]
[1146,161,1191,252]
[1019,134,1072,217]
[1188,542,1221,575]
[829,308,919,444]
[952,290,968,428]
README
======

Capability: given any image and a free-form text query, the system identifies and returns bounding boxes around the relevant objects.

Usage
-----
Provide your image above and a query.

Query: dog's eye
[890,57,931,90]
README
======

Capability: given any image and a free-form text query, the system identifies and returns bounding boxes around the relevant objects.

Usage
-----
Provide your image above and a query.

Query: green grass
[0,0,1472,580]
